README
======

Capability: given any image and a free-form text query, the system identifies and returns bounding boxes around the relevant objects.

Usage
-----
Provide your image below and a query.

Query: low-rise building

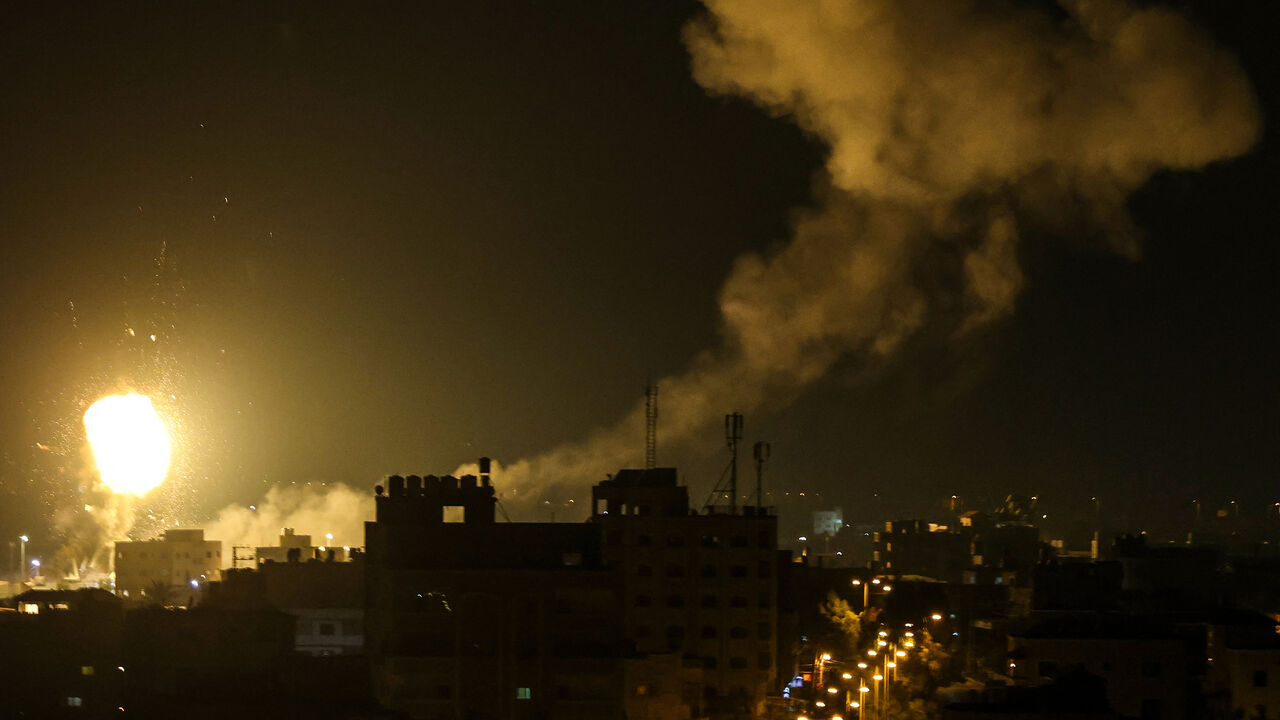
[114,528,221,603]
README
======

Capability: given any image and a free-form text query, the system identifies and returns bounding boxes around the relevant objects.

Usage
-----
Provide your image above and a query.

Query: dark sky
[1,1,1276,545]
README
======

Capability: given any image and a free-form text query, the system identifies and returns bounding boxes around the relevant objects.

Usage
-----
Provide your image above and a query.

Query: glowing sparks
[83,393,172,496]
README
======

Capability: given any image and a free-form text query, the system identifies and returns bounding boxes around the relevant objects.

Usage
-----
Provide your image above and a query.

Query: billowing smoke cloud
[473,0,1260,511]
[202,483,372,566]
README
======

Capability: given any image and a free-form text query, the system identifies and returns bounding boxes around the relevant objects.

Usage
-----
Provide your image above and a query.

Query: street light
[18,535,28,582]
[931,613,943,621]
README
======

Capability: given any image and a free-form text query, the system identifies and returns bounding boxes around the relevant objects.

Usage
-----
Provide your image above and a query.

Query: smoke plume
[475,0,1260,511]
[202,483,372,566]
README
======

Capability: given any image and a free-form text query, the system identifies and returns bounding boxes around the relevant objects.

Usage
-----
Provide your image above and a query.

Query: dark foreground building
[365,467,628,720]
[365,463,779,720]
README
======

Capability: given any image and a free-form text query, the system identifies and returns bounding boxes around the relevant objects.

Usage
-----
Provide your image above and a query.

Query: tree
[821,591,866,655]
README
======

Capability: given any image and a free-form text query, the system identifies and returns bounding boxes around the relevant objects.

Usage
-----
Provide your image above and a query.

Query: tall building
[591,468,779,718]
[113,529,221,603]
[365,468,628,720]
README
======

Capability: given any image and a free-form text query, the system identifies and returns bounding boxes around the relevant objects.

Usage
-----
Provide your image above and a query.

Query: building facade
[365,466,630,720]
[114,528,221,603]
[591,468,779,718]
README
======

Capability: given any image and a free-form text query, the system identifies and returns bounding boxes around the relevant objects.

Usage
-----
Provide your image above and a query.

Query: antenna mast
[645,384,658,470]
[753,441,770,510]
[725,412,744,513]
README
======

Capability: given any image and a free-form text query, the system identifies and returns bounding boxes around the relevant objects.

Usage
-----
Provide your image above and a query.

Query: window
[668,535,685,548]
[730,626,748,639]
[637,534,651,547]
[637,564,652,577]
[1255,670,1269,688]
[1141,661,1162,678]
[758,592,772,609]
[701,565,717,578]
[516,687,532,700]
[666,565,685,578]
[758,652,772,669]
[634,595,651,608]
[758,560,772,578]
[319,623,336,636]
[667,625,685,650]
[729,596,748,608]
[703,656,717,669]
[80,666,94,676]
[758,530,773,548]
[730,657,748,669]
[701,595,718,609]
[730,565,748,578]
[701,626,718,639]
[666,595,685,609]
[730,535,747,548]
[701,535,720,548]
[66,697,83,708]
[757,622,771,640]
[557,685,570,700]
[635,625,651,638]
[206,551,212,558]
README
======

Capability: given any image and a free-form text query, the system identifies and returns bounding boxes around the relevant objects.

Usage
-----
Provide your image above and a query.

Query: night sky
[1,1,1276,548]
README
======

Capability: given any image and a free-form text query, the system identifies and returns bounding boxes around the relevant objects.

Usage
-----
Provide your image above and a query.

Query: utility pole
[725,413,743,513]
[645,384,658,470]
[753,441,770,510]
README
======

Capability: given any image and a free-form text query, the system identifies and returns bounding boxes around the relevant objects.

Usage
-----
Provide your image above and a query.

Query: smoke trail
[201,483,372,566]
[473,0,1260,511]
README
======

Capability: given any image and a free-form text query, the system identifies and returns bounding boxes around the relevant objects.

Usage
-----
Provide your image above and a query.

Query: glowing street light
[931,613,943,621]
[841,672,853,680]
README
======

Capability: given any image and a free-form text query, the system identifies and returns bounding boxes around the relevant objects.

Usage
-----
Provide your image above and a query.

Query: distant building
[260,555,365,656]
[874,519,969,582]
[1008,614,1195,720]
[114,528,221,603]
[253,527,313,563]
[592,467,779,718]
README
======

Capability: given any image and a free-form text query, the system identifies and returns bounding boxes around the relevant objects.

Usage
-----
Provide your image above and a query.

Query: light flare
[83,393,172,496]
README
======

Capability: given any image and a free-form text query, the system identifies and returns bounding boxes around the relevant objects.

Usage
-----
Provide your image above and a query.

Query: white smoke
[470,0,1261,511]
[202,483,372,566]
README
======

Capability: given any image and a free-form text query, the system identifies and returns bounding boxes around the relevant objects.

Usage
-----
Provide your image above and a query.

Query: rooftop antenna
[753,441,770,511]
[726,412,743,513]
[645,383,658,470]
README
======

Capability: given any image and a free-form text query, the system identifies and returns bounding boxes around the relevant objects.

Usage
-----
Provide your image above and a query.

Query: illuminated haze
[477,0,1261,509]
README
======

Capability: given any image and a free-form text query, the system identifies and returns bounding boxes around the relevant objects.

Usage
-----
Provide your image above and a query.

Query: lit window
[516,687,531,700]
[19,603,38,615]
[81,666,94,676]
[67,697,83,707]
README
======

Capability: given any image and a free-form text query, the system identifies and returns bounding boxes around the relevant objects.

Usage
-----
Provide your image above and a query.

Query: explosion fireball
[83,393,172,496]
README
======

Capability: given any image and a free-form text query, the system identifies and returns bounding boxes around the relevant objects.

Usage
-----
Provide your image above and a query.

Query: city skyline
[1,0,1276,552]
